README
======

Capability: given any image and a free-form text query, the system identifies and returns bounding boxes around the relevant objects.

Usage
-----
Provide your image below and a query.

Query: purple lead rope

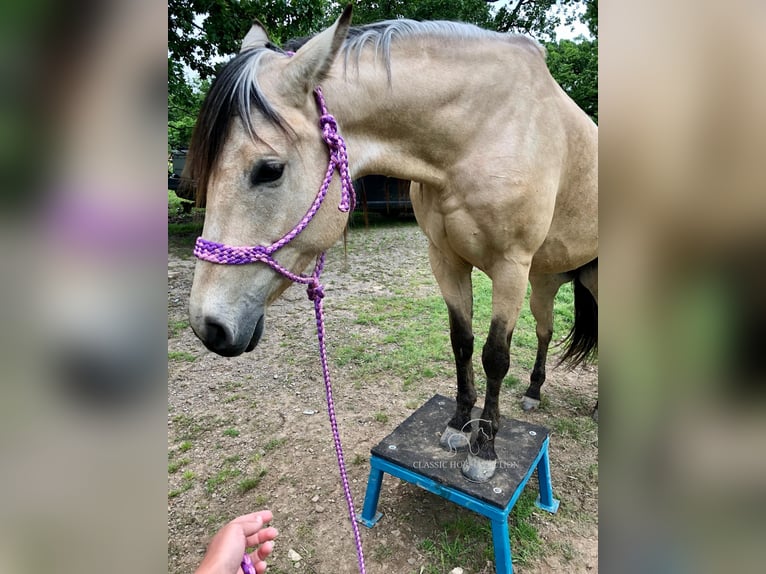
[196,87,366,574]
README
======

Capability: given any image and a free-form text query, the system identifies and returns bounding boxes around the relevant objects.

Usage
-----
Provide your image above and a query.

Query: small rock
[287,549,302,562]
[407,558,416,565]
[390,529,400,536]
[449,568,464,574]
[311,495,319,503]
[303,409,316,415]
[315,505,325,513]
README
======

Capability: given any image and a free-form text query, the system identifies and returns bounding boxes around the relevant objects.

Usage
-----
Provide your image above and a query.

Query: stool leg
[357,461,384,528]
[491,517,513,574]
[534,442,560,513]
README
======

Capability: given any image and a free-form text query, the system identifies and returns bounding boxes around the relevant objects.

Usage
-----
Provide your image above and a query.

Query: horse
[186,6,597,482]
[409,180,598,413]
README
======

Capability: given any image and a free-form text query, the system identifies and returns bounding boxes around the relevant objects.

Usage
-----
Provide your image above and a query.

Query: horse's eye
[251,161,285,186]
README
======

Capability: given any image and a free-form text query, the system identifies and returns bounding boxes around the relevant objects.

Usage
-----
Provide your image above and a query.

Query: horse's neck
[322,46,487,187]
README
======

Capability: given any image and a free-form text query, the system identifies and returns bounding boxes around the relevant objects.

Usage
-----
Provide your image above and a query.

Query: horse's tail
[558,259,598,368]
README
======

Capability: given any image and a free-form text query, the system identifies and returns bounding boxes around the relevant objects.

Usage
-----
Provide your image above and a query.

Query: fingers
[249,541,274,574]
[232,510,273,527]
[245,526,278,548]
[256,540,275,561]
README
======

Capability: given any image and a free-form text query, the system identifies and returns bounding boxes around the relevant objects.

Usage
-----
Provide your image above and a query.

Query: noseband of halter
[192,86,355,300]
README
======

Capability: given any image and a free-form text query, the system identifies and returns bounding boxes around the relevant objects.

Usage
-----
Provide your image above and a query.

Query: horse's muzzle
[196,313,264,357]
[247,314,265,351]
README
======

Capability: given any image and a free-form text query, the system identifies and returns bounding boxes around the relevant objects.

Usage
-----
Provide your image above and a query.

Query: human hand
[195,510,278,574]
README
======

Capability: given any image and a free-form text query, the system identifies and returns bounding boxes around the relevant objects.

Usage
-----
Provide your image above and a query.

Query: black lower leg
[525,330,551,401]
[475,318,512,460]
[447,305,476,430]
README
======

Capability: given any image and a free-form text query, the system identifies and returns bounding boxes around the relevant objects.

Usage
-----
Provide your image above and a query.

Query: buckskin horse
[186,6,597,482]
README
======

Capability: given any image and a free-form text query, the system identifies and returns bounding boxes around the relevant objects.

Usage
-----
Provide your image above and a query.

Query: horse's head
[188,7,353,357]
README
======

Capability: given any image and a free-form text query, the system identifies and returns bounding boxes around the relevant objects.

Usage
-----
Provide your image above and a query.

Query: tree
[492,0,582,41]
[169,0,331,81]
[545,38,598,122]
[350,0,493,27]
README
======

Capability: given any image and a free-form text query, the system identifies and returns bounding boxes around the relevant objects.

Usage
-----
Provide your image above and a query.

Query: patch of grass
[168,458,190,474]
[416,492,543,571]
[333,271,575,393]
[551,417,597,442]
[352,453,367,466]
[503,373,522,389]
[168,482,192,498]
[253,494,268,506]
[264,437,286,452]
[168,320,190,338]
[222,428,240,438]
[169,469,197,499]
[205,468,242,494]
[223,394,245,403]
[222,380,244,391]
[509,490,543,565]
[371,543,394,562]
[418,513,494,573]
[224,454,241,464]
[373,412,389,423]
[168,350,197,362]
[238,469,267,493]
[171,414,211,441]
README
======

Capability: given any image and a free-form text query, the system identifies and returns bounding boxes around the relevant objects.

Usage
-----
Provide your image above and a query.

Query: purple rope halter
[194,87,366,574]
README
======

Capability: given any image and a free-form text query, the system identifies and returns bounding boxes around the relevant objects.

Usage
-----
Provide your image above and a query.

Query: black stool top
[371,394,549,508]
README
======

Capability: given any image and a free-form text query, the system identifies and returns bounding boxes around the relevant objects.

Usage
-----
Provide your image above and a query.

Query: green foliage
[545,37,598,121]
[168,189,193,218]
[351,0,493,28]
[167,0,597,160]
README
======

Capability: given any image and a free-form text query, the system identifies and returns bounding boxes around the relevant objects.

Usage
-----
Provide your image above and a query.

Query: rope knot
[307,280,325,301]
[320,114,339,140]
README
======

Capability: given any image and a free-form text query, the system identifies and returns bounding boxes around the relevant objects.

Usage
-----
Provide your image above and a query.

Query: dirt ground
[168,220,598,573]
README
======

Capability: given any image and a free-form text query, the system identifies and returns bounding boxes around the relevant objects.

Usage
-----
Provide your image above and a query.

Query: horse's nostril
[203,318,234,351]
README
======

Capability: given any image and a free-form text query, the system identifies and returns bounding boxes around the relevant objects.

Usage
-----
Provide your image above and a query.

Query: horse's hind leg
[522,273,571,411]
[426,243,476,452]
[463,261,530,482]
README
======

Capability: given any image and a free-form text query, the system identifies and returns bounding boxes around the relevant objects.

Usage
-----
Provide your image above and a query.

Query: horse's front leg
[426,242,476,452]
[463,261,530,482]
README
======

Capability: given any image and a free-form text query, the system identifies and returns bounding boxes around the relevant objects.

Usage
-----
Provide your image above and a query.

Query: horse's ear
[282,5,352,100]
[241,19,270,51]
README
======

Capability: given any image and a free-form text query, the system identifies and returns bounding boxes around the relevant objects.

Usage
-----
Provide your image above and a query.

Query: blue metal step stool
[356,394,559,574]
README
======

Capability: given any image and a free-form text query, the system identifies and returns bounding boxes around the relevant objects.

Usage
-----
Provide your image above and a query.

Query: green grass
[415,491,544,572]
[168,458,190,474]
[168,189,193,215]
[205,468,242,494]
[171,414,208,441]
[222,428,240,438]
[168,350,197,362]
[352,453,367,466]
[178,440,192,452]
[263,437,286,452]
[551,417,597,443]
[238,469,268,493]
[169,469,196,499]
[334,270,575,392]
[373,412,389,423]
[417,513,494,573]
[169,320,189,338]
